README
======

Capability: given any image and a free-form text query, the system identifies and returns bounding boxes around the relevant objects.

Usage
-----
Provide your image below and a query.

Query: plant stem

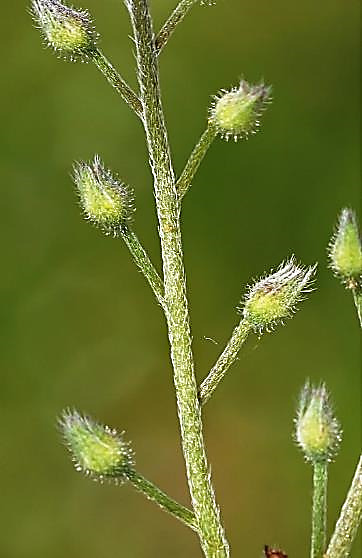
[127,469,197,530]
[91,49,143,117]
[326,455,362,558]
[155,0,198,55]
[311,460,328,558]
[125,1,229,555]
[120,224,165,307]
[199,319,251,405]
[177,123,217,200]
[352,288,362,328]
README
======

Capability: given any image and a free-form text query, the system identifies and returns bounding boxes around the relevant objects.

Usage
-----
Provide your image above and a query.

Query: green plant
[31,1,361,556]
[328,209,362,328]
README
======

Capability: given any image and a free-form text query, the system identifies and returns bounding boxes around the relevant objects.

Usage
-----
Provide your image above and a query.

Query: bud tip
[295,382,342,463]
[59,409,134,482]
[328,208,362,288]
[210,80,272,141]
[31,0,97,61]
[73,156,134,236]
[242,257,316,333]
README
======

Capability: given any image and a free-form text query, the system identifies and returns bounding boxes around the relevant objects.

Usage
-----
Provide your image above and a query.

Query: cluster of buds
[73,156,134,236]
[31,0,97,61]
[295,382,342,463]
[328,208,362,289]
[242,257,316,333]
[60,410,134,483]
[210,80,271,141]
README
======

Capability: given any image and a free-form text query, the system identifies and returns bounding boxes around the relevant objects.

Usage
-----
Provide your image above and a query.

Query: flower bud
[73,156,134,236]
[210,80,271,141]
[31,0,97,61]
[295,382,342,463]
[60,410,134,482]
[328,208,362,287]
[242,257,316,332]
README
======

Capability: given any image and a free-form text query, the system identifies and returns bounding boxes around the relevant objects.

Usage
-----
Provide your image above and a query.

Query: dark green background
[1,1,360,557]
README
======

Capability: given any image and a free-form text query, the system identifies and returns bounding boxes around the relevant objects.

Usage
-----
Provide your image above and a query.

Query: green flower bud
[31,0,97,61]
[328,208,362,288]
[243,257,316,333]
[60,410,134,482]
[73,156,134,236]
[295,382,342,463]
[210,80,271,141]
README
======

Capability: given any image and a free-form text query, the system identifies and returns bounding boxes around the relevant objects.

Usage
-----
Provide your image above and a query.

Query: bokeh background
[1,1,360,557]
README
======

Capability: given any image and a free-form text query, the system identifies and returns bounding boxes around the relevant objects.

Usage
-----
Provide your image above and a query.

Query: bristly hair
[241,256,317,333]
[73,155,135,236]
[31,0,98,62]
[59,409,134,483]
[210,80,272,142]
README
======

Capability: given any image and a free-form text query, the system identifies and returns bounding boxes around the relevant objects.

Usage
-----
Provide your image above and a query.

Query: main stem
[311,460,328,558]
[125,1,229,555]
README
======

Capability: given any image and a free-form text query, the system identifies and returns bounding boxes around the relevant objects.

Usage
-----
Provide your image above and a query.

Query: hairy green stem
[127,469,197,530]
[326,455,362,558]
[177,123,217,200]
[352,288,362,328]
[125,1,229,555]
[91,48,143,117]
[311,460,328,558]
[155,0,198,55]
[199,320,251,405]
[120,224,165,306]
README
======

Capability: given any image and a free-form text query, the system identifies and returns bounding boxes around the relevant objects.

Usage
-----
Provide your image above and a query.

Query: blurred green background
[1,1,360,557]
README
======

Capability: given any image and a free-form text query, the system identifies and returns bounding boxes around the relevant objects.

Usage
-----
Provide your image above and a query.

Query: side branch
[177,122,217,200]
[199,319,251,405]
[326,455,362,558]
[127,469,197,531]
[352,288,362,328]
[311,461,328,558]
[155,0,198,55]
[91,49,143,117]
[120,224,165,307]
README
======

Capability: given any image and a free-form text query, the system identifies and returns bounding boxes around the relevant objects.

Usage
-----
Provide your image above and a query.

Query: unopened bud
[243,257,316,332]
[73,156,134,236]
[60,410,134,482]
[295,382,342,462]
[210,80,271,141]
[31,0,97,61]
[328,208,362,288]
